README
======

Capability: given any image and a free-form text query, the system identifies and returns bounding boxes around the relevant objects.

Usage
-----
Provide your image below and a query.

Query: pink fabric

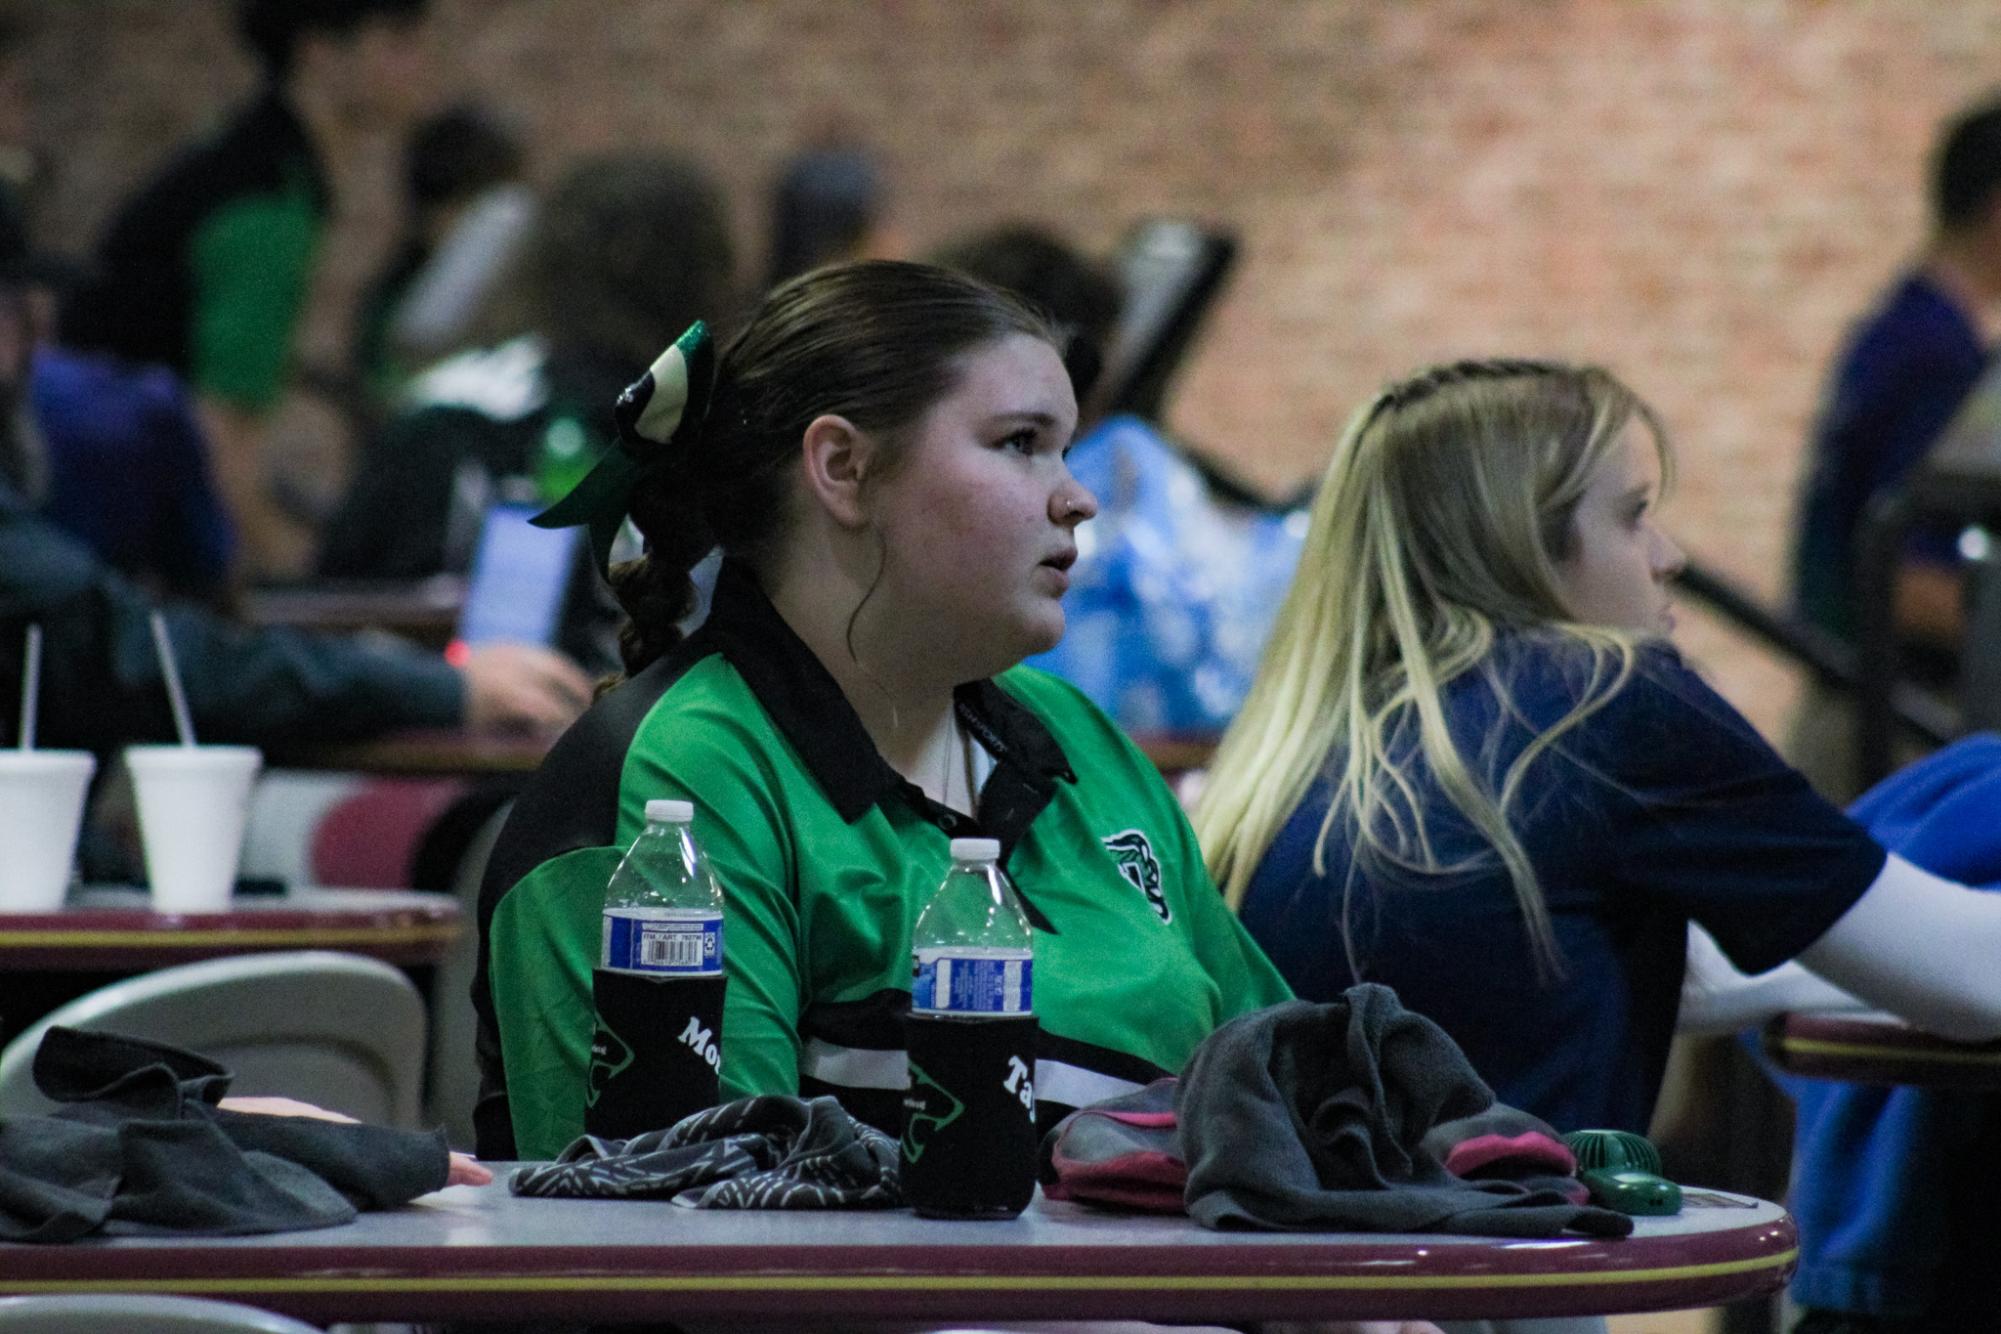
[1042,1079,1188,1212]
[1093,1109,1178,1128]
[1442,1130,1575,1179]
[1042,1151,1187,1212]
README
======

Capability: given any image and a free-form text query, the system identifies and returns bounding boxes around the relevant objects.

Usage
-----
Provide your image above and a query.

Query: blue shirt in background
[1791,271,1986,644]
[1027,414,1303,734]
[33,345,235,600]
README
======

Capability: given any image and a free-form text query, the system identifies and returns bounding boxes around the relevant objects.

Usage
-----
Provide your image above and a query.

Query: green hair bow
[532,320,716,578]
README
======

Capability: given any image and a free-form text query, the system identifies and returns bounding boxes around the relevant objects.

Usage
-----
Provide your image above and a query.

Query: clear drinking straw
[148,610,197,747]
[17,623,39,750]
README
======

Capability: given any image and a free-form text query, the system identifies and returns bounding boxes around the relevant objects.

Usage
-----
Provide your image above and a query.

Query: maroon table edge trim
[0,1205,1798,1323]
[0,897,462,969]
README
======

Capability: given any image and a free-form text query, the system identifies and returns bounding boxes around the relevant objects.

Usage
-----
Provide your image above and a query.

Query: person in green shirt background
[472,260,1292,1162]
[60,0,434,576]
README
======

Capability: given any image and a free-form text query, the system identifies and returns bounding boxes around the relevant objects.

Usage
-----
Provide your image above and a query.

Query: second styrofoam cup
[0,750,96,912]
[125,745,262,913]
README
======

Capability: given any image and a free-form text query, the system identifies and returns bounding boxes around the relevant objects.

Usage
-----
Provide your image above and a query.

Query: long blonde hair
[1193,359,1670,975]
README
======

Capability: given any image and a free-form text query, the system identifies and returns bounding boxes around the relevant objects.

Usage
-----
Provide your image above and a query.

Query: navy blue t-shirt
[33,347,235,600]
[1236,635,1886,1134]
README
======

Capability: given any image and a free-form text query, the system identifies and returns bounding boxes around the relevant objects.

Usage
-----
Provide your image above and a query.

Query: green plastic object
[1579,1167,1683,1216]
[1563,1128,1682,1217]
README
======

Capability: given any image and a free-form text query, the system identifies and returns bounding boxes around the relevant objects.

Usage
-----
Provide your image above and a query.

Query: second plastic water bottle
[586,798,726,1139]
[902,837,1038,1219]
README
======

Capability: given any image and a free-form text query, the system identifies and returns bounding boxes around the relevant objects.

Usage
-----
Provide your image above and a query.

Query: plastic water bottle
[585,798,726,1139]
[902,837,1038,1218]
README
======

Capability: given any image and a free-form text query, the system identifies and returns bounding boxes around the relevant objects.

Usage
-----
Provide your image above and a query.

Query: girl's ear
[798,413,876,530]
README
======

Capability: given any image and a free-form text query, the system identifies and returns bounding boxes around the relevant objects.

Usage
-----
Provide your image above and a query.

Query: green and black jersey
[473,561,1290,1160]
[62,90,328,413]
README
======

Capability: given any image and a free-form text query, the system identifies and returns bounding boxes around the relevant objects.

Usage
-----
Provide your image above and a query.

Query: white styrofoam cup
[125,745,263,913]
[0,749,96,912]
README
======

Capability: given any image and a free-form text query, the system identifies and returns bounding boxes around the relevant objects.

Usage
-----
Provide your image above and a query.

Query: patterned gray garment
[509,1094,902,1209]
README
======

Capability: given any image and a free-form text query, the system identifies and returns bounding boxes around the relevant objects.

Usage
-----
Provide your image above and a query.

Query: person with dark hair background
[318,152,736,600]
[1788,95,2001,798]
[927,224,1124,419]
[59,0,434,576]
[764,138,893,288]
[471,260,1290,1167]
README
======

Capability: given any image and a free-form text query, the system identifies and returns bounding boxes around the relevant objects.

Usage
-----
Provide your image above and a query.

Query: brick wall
[27,0,2001,738]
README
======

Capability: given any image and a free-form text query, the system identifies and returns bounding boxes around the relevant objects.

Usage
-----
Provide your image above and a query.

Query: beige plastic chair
[0,1294,322,1332]
[0,950,427,1126]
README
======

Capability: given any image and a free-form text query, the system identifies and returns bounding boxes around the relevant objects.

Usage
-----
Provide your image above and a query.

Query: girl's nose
[1053,479,1099,525]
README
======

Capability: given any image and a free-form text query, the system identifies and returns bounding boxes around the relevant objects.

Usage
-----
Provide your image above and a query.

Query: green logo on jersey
[900,1059,965,1163]
[585,1020,635,1107]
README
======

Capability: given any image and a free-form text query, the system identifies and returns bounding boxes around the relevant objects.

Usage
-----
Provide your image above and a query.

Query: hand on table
[217,1095,495,1187]
[459,641,594,734]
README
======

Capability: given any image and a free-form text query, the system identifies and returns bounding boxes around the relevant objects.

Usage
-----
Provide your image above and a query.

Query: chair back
[1095,217,1238,420]
[0,1294,322,1332]
[0,950,426,1126]
[426,799,511,1148]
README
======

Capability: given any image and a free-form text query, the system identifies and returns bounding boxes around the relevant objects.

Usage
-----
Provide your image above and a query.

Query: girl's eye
[1001,429,1038,454]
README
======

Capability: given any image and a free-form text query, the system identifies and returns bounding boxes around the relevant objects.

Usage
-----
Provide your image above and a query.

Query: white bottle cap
[949,837,1000,862]
[645,798,694,824]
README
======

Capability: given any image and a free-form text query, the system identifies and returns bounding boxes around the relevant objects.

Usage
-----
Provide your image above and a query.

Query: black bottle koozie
[585,969,726,1141]
[901,1012,1039,1219]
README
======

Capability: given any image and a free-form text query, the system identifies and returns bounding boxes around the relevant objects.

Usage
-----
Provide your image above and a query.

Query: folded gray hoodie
[1178,987,1631,1237]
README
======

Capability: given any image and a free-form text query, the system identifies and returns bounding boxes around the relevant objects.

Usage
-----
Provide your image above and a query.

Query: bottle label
[910,950,1033,1015]
[602,909,723,976]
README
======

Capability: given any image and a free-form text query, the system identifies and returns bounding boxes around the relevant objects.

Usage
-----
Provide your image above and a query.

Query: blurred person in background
[33,314,237,607]
[764,134,894,289]
[318,152,736,590]
[928,224,1124,421]
[1788,96,2001,799]
[0,178,241,607]
[59,0,435,577]
[0,235,590,755]
[349,101,532,408]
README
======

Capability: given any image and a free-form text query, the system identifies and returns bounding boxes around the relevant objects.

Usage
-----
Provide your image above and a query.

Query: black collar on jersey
[703,560,1077,844]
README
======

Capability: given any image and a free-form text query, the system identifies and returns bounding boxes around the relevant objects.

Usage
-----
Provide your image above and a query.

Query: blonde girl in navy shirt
[1196,359,2001,1137]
